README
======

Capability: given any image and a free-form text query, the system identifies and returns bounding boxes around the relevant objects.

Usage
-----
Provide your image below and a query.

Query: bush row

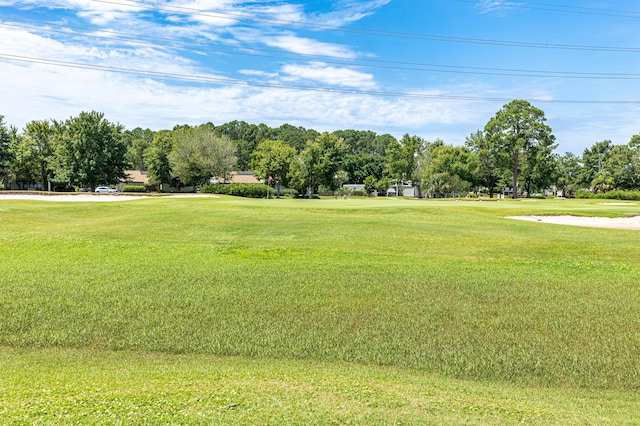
[575,190,640,201]
[201,183,272,198]
[121,185,146,193]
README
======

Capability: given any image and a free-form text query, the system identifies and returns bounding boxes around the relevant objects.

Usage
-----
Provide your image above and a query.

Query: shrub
[122,185,146,193]
[574,190,593,199]
[604,190,640,200]
[201,183,272,198]
[279,188,299,198]
[574,189,640,201]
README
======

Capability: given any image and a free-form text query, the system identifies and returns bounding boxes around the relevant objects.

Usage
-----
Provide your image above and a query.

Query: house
[115,170,261,192]
[210,171,261,184]
[402,186,420,197]
[387,185,420,197]
[2,181,43,191]
[341,183,419,197]
[117,170,149,191]
[343,184,365,192]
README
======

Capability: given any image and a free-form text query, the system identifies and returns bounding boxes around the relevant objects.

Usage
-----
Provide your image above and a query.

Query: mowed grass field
[1,195,640,424]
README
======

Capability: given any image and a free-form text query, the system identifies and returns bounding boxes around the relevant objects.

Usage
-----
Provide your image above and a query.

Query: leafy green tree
[273,123,319,152]
[52,111,127,190]
[123,127,154,170]
[422,167,474,198]
[428,144,474,182]
[213,121,277,169]
[363,175,377,195]
[250,139,296,190]
[578,140,612,189]
[519,138,558,196]
[236,124,274,171]
[591,171,614,193]
[9,132,38,187]
[342,154,385,183]
[333,129,369,155]
[603,144,640,190]
[0,116,13,185]
[555,152,581,196]
[332,129,392,156]
[169,125,237,187]
[465,130,501,198]
[289,132,347,197]
[484,100,555,199]
[419,143,474,198]
[375,177,392,196]
[384,140,406,186]
[334,170,349,190]
[427,173,471,198]
[384,134,426,187]
[422,172,446,198]
[20,120,56,190]
[371,134,396,157]
[290,145,319,198]
[144,130,175,190]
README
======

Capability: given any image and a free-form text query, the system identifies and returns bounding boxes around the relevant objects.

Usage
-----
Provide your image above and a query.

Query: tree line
[1,100,638,197]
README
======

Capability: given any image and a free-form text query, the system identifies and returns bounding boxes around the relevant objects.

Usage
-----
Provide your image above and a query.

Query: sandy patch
[0,193,219,202]
[506,215,640,230]
[0,193,149,202]
[599,202,637,206]
[160,193,219,199]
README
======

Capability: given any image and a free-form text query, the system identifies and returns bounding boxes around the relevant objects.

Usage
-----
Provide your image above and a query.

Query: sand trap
[0,193,219,202]
[0,193,149,202]
[507,215,640,230]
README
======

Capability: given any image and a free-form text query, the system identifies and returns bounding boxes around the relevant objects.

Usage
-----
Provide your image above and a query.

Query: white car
[95,186,117,193]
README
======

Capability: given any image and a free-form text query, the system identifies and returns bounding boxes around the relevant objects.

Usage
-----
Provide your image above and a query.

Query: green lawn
[1,196,639,424]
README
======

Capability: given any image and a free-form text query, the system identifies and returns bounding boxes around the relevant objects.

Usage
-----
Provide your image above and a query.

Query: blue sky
[1,0,639,154]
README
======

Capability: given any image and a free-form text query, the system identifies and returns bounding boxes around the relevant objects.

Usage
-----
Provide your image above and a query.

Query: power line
[455,0,640,19]
[89,0,640,52]
[2,52,640,105]
[4,17,640,81]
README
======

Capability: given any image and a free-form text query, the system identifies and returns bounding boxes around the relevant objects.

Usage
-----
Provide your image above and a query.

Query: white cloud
[474,0,523,17]
[170,0,242,28]
[1,22,624,150]
[238,69,274,77]
[171,0,240,9]
[170,0,391,30]
[242,2,306,24]
[5,48,634,152]
[548,104,640,154]
[0,48,478,137]
[280,63,377,89]
[4,0,633,154]
[307,0,392,26]
[258,33,357,58]
[22,0,143,24]
[141,1,301,30]
[0,26,203,75]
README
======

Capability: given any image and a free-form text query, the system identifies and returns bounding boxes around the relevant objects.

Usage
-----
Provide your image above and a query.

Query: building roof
[215,172,262,184]
[123,170,149,184]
